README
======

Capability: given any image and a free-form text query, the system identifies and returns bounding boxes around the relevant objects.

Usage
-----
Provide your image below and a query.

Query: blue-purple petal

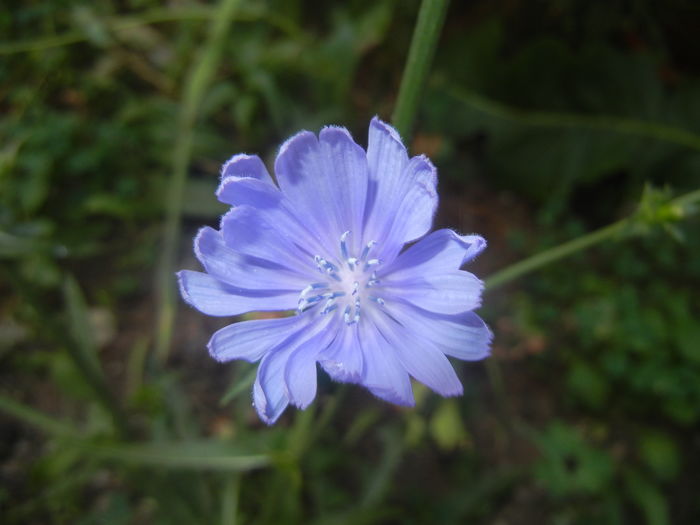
[364,118,438,259]
[359,319,414,406]
[274,127,369,252]
[381,229,486,281]
[253,368,289,425]
[216,175,281,208]
[208,315,308,363]
[377,155,438,261]
[177,270,298,316]
[383,271,483,315]
[195,227,308,292]
[319,325,364,383]
[220,206,315,277]
[373,312,463,397]
[386,304,492,361]
[220,154,274,186]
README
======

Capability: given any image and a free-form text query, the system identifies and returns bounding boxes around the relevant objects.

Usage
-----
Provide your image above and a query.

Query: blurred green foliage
[1,0,700,524]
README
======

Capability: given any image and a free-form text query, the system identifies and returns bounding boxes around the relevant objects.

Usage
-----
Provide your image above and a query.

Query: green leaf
[79,441,271,472]
[63,274,102,378]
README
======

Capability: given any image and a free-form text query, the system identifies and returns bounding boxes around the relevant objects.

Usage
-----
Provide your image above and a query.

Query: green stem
[391,0,450,138]
[220,474,241,525]
[155,0,241,361]
[444,83,700,152]
[80,443,270,471]
[485,188,700,290]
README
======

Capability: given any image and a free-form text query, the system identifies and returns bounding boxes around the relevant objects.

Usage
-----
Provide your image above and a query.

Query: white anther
[360,240,377,261]
[340,231,351,260]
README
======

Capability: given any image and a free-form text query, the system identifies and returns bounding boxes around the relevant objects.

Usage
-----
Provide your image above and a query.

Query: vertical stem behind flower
[155,0,242,362]
[220,473,241,525]
[391,0,450,138]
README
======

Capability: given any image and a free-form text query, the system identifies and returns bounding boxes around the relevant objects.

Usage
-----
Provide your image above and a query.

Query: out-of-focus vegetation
[1,1,699,524]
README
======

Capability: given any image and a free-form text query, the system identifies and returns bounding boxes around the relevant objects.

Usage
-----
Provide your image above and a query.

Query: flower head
[178,117,491,424]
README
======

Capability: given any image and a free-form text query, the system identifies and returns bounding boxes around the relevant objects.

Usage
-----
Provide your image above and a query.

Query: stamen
[314,255,341,281]
[298,294,324,312]
[343,305,353,325]
[369,296,385,306]
[364,258,381,271]
[340,231,350,261]
[360,240,377,262]
[321,298,338,314]
[300,282,329,297]
[304,237,383,325]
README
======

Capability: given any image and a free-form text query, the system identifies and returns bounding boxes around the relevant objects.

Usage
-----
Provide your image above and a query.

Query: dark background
[1,1,700,523]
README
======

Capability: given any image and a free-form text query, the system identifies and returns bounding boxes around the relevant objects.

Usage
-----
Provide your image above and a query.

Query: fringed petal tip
[275,129,316,161]
[220,153,272,182]
[369,115,405,149]
[319,125,354,143]
[458,234,487,264]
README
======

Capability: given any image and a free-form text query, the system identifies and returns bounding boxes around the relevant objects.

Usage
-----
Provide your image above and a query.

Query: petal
[177,270,297,316]
[220,154,274,186]
[217,175,281,208]
[195,227,308,291]
[386,304,492,361]
[364,118,438,258]
[208,315,308,363]
[254,343,297,425]
[365,117,409,210]
[373,311,463,397]
[253,315,330,423]
[359,319,414,406]
[221,206,315,277]
[284,317,337,409]
[217,178,328,256]
[381,229,486,281]
[318,127,369,253]
[319,324,364,383]
[383,271,483,315]
[254,370,288,425]
[274,127,369,251]
[377,156,438,261]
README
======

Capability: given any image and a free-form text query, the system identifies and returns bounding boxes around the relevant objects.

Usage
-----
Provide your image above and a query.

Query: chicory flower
[178,117,491,424]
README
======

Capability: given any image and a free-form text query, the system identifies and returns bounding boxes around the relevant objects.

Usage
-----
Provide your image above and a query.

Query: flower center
[297,231,384,325]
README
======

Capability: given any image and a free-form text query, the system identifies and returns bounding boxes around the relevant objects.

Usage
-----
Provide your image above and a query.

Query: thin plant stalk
[155,0,241,361]
[485,188,700,291]
[221,474,241,525]
[391,0,450,138]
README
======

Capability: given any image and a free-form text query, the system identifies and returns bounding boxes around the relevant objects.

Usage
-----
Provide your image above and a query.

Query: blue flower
[178,117,491,424]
